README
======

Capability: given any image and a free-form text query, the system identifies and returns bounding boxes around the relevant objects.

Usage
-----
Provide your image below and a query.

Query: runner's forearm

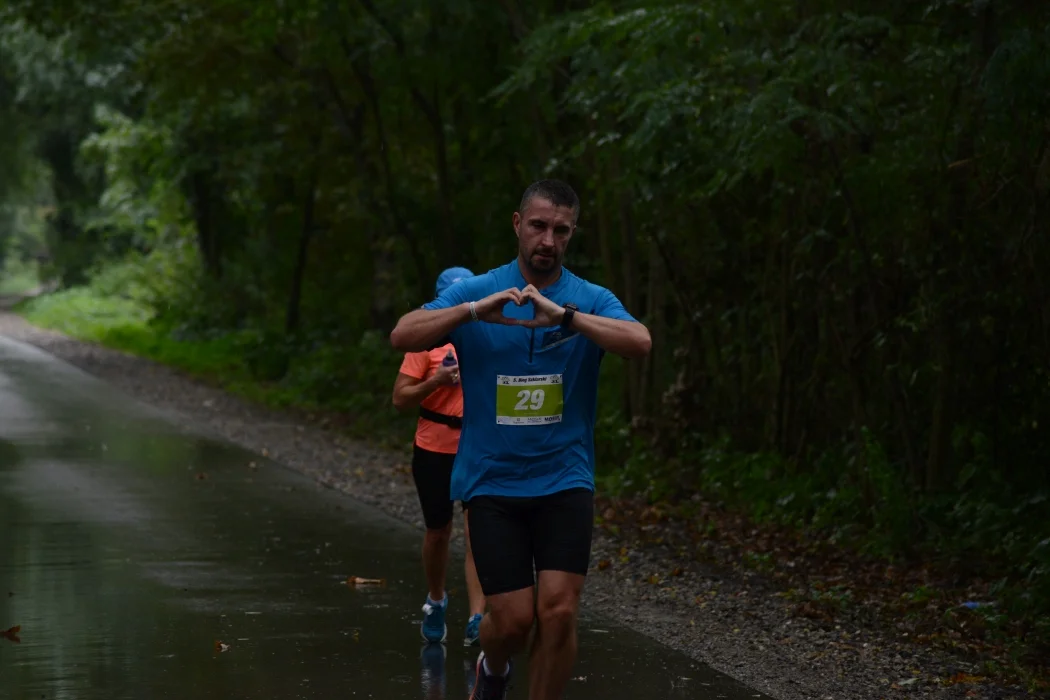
[393,375,442,411]
[390,304,472,352]
[570,312,652,359]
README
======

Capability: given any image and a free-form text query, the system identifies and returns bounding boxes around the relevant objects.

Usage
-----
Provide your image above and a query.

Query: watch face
[562,305,576,327]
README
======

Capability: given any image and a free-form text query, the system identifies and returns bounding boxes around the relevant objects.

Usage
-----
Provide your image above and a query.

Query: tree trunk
[285,158,320,335]
[188,169,222,280]
[926,0,997,490]
[617,190,643,419]
[343,46,430,301]
[593,176,621,293]
[925,324,952,491]
[640,235,666,416]
[337,79,402,330]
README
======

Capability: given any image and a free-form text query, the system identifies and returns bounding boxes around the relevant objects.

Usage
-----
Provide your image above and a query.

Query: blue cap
[435,266,474,298]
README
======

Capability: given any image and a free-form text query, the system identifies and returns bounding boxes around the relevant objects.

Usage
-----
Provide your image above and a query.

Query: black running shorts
[465,487,595,596]
[411,444,466,529]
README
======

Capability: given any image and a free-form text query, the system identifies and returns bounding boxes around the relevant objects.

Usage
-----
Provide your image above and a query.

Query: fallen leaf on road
[597,560,610,571]
[195,472,208,480]
[214,641,230,653]
[945,673,985,685]
[346,576,386,587]
[3,625,22,643]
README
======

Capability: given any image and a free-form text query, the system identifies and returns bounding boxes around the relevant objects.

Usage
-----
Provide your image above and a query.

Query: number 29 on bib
[495,374,564,425]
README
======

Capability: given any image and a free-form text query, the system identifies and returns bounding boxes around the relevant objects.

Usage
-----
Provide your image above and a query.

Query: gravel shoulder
[0,312,1033,700]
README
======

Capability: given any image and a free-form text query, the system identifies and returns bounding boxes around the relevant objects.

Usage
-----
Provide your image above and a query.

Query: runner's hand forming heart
[517,285,565,328]
[472,288,526,325]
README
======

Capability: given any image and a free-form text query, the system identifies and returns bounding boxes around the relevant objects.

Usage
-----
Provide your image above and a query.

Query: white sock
[482,657,509,678]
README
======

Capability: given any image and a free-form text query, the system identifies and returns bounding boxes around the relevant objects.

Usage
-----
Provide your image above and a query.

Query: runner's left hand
[518,285,566,328]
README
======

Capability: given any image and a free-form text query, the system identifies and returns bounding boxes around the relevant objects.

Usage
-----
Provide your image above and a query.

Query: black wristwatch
[561,303,578,329]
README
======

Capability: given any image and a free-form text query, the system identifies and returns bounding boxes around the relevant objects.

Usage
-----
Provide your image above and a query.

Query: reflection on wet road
[0,337,768,699]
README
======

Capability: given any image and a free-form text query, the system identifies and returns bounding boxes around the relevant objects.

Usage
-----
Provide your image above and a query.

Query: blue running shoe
[464,613,483,647]
[421,595,448,643]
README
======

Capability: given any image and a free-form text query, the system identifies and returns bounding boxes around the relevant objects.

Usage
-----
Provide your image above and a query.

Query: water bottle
[442,350,459,385]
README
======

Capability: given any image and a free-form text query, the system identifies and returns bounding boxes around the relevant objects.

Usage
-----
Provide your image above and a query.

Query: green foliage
[0,17,132,286]
[79,105,190,250]
[601,429,1050,629]
[19,283,149,340]
[0,258,39,296]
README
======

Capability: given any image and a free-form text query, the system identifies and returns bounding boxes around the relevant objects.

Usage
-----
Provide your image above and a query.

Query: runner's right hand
[432,361,460,386]
[473,288,525,325]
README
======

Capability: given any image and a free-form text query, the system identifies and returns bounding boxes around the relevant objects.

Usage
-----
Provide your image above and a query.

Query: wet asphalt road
[0,336,770,699]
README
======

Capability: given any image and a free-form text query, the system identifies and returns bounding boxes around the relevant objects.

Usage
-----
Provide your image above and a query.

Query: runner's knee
[491,609,533,643]
[424,522,452,543]
[488,596,534,642]
[536,586,580,636]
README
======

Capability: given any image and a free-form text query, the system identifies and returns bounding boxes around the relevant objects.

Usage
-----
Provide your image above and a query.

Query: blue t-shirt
[422,259,638,501]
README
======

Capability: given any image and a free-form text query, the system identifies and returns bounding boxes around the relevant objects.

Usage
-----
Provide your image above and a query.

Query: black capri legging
[411,443,466,529]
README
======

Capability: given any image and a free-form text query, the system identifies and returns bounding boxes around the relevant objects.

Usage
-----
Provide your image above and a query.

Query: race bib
[495,374,563,425]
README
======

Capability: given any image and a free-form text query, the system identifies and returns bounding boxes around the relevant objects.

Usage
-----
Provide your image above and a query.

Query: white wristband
[469,301,478,322]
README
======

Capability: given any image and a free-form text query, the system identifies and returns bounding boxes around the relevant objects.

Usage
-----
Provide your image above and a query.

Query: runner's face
[513,197,576,275]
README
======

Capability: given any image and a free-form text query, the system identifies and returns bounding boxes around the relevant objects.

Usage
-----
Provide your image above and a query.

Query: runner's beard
[526,249,559,275]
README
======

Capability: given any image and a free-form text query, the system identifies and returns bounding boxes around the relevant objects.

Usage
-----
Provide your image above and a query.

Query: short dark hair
[519,179,580,222]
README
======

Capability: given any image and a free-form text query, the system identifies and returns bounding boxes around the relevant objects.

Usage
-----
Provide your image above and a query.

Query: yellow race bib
[495,374,564,426]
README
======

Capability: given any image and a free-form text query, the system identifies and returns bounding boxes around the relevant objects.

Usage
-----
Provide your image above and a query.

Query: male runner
[392,267,486,647]
[389,180,652,699]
